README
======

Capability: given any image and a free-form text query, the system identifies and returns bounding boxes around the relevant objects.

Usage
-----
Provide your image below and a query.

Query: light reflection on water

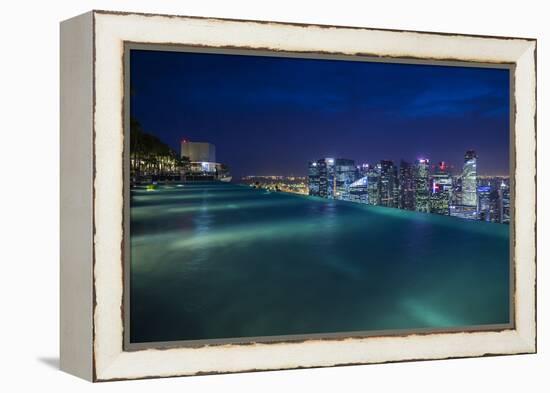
[130,182,510,343]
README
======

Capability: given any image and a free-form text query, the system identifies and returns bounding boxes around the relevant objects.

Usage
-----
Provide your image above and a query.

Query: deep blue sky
[130,49,510,178]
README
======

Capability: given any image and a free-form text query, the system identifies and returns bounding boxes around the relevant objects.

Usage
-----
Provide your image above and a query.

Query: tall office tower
[451,175,462,207]
[398,160,415,210]
[348,176,369,204]
[379,160,398,207]
[181,140,216,162]
[392,174,400,206]
[414,158,430,213]
[477,185,491,221]
[308,161,320,196]
[477,185,500,222]
[334,158,357,200]
[309,158,357,199]
[430,161,453,215]
[318,158,336,198]
[462,150,478,207]
[366,164,380,205]
[499,181,511,224]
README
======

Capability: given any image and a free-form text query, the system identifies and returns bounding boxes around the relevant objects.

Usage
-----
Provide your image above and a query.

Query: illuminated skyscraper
[499,181,510,224]
[379,160,398,207]
[308,161,320,196]
[334,158,357,200]
[430,161,452,215]
[462,150,478,207]
[477,185,500,222]
[414,158,430,213]
[398,160,415,210]
[318,158,336,199]
[367,164,380,205]
[308,158,356,199]
[451,175,462,207]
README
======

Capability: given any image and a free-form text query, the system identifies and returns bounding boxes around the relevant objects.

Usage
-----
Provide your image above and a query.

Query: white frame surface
[60,10,536,381]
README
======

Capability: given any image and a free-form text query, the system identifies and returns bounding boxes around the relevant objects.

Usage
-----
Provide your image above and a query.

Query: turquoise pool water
[130,182,510,343]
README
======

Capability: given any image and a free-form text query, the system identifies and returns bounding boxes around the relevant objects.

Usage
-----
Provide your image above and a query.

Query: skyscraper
[430,161,452,215]
[318,158,336,199]
[477,185,500,222]
[308,158,356,199]
[462,150,478,207]
[366,164,380,205]
[398,160,415,210]
[414,158,430,213]
[379,160,398,207]
[451,175,462,207]
[499,181,511,224]
[334,158,357,200]
[308,161,320,196]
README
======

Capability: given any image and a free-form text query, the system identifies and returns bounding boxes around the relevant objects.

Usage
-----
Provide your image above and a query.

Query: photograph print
[127,47,512,346]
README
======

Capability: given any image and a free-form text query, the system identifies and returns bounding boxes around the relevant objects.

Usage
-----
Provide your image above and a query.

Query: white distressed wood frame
[60,10,536,382]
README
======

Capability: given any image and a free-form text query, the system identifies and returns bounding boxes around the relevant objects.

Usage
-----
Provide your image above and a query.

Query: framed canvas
[60,10,537,382]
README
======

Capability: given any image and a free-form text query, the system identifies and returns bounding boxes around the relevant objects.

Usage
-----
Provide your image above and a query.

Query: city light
[240,175,309,195]
[301,150,509,224]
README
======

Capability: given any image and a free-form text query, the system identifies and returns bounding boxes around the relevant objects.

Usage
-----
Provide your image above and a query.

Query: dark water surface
[130,182,510,343]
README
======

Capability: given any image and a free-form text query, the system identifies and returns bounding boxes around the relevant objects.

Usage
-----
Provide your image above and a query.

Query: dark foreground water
[130,182,510,343]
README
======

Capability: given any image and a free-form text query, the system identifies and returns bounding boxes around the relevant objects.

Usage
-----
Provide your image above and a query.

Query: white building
[180,140,216,163]
[180,140,231,182]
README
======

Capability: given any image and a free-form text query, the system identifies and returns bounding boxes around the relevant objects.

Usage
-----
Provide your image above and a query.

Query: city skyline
[304,149,510,224]
[240,150,512,179]
[130,50,510,178]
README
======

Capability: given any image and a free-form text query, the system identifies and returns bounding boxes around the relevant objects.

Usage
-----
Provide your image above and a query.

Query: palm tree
[130,117,182,179]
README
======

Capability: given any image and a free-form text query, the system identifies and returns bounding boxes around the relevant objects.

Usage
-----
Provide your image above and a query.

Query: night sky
[130,49,510,178]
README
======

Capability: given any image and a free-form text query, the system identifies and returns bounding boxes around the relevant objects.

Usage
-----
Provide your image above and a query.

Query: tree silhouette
[130,118,180,178]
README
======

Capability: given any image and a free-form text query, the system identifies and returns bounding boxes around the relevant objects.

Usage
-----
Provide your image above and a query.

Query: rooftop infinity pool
[130,182,510,343]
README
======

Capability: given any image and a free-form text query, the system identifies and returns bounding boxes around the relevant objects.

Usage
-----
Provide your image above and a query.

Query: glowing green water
[130,182,510,343]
